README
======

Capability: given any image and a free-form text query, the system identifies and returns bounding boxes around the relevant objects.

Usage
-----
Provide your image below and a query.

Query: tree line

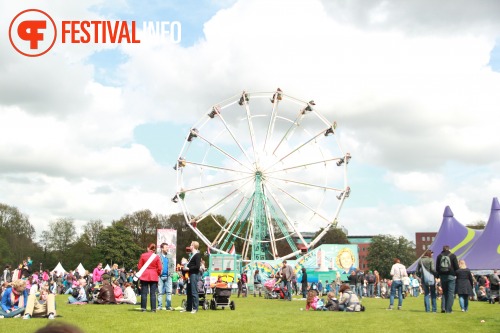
[0,202,418,278]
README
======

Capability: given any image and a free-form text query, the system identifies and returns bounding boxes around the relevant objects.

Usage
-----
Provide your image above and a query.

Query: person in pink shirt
[92,263,105,285]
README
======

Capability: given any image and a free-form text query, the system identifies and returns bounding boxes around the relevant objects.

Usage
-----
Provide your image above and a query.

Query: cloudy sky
[1,0,500,244]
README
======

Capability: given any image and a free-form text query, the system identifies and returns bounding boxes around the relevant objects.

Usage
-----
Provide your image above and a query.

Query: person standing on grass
[137,243,161,312]
[92,263,105,286]
[181,241,201,313]
[436,245,459,313]
[253,269,263,297]
[158,242,175,311]
[301,267,308,298]
[374,270,381,298]
[418,250,437,313]
[280,260,294,301]
[387,258,408,310]
[455,259,474,312]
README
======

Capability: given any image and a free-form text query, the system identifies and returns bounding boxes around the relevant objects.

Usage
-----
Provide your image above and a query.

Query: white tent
[51,262,67,276]
[75,263,86,276]
[104,264,111,271]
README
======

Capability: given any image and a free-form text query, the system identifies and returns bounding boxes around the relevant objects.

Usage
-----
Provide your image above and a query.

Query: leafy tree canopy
[366,234,416,278]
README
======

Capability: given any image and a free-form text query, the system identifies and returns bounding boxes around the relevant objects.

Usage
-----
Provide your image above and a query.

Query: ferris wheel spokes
[182,175,253,194]
[186,160,254,175]
[194,131,254,173]
[239,92,259,166]
[191,177,254,225]
[265,178,332,225]
[209,105,255,168]
[263,89,282,154]
[262,183,309,253]
[265,175,343,192]
[265,157,343,174]
[264,127,332,174]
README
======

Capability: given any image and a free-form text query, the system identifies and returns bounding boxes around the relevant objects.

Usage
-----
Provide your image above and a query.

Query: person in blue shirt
[158,242,175,310]
[1,279,28,318]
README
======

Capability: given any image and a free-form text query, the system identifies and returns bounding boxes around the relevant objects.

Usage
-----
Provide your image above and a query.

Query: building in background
[415,232,437,258]
[347,236,373,271]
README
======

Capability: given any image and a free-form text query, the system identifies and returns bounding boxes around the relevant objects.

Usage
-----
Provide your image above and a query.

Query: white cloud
[1,0,500,244]
[385,171,444,192]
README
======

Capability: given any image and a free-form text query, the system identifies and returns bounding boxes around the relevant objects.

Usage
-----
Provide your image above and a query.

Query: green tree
[0,203,36,265]
[43,218,77,256]
[115,209,161,249]
[313,227,350,246]
[466,220,486,230]
[82,219,104,247]
[94,224,143,270]
[366,234,416,279]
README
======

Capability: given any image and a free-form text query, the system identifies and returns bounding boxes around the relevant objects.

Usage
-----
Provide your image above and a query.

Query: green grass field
[3,293,500,333]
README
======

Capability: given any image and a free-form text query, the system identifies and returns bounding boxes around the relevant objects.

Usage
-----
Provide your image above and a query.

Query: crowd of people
[2,243,499,319]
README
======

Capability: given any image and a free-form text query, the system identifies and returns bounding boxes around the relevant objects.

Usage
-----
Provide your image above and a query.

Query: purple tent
[407,205,482,272]
[461,198,500,270]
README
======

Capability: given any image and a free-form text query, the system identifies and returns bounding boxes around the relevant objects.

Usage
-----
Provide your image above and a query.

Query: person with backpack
[436,245,459,313]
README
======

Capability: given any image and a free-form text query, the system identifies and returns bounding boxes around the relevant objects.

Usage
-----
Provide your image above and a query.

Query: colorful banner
[157,228,177,268]
[243,244,359,284]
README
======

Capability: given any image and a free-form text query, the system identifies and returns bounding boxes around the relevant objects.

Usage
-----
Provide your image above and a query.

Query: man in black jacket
[436,245,459,313]
[182,241,201,313]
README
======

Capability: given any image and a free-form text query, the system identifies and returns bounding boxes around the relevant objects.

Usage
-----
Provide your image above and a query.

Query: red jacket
[137,251,162,282]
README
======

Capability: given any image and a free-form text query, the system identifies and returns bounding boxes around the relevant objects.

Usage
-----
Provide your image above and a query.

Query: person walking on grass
[387,258,408,310]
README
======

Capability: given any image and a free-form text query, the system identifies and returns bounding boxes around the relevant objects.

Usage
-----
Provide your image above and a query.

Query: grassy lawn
[3,294,500,333]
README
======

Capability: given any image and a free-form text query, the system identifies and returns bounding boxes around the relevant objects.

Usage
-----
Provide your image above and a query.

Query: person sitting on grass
[338,284,362,312]
[23,287,56,320]
[0,279,28,318]
[477,286,490,302]
[113,279,123,302]
[68,279,88,304]
[319,291,340,311]
[305,289,319,311]
[95,279,116,304]
[118,283,137,304]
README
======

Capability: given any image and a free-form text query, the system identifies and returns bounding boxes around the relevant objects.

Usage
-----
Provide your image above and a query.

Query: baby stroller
[181,278,209,310]
[264,279,285,299]
[210,287,235,310]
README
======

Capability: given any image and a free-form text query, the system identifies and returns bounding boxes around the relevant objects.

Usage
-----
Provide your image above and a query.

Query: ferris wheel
[172,89,350,261]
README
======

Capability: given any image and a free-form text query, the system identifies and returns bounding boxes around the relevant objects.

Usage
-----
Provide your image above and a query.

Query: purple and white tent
[407,203,483,272]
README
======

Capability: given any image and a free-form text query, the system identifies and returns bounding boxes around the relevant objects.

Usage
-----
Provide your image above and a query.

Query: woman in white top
[119,282,137,304]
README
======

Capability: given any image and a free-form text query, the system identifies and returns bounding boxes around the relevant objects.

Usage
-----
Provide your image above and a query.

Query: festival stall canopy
[51,262,68,275]
[75,263,86,276]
